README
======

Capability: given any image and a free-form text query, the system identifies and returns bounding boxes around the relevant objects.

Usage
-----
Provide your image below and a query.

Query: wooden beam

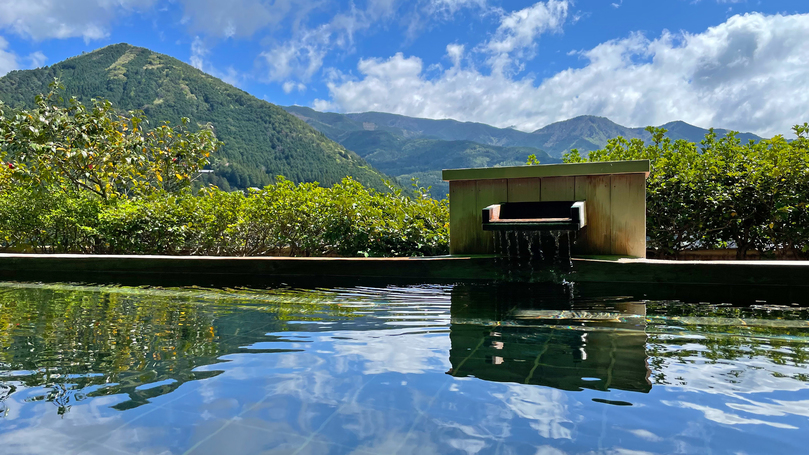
[443,160,650,181]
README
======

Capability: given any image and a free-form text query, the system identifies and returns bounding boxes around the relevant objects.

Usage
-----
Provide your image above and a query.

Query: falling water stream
[493,229,576,282]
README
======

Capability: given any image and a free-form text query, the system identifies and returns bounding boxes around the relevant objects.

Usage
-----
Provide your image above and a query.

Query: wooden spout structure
[482,201,587,232]
[443,160,650,257]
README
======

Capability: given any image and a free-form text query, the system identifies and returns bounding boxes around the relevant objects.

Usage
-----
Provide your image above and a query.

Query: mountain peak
[0,44,395,192]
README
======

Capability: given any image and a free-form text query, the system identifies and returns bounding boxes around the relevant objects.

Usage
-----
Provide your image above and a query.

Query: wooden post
[574,175,612,255]
[449,180,478,255]
[476,179,508,253]
[610,173,646,257]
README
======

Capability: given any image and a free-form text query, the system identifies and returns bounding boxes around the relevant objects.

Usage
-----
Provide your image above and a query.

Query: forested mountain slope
[0,44,393,191]
[285,106,558,198]
[286,106,764,158]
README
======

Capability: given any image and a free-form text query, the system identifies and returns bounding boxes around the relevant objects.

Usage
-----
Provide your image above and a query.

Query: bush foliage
[564,125,809,258]
[0,88,448,257]
[0,178,448,257]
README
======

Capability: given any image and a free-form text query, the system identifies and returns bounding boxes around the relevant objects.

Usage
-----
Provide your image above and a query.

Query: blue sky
[0,0,807,136]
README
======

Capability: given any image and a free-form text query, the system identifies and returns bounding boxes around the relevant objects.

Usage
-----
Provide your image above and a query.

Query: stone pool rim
[1,252,808,286]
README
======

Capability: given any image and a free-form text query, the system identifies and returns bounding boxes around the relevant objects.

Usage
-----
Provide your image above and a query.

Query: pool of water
[1,281,808,454]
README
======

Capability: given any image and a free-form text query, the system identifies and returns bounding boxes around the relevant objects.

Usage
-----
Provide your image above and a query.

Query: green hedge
[0,177,449,257]
[564,125,809,259]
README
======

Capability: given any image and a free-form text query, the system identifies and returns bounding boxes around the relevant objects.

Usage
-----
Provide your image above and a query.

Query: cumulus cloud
[258,0,403,87]
[28,51,47,68]
[0,0,157,42]
[0,36,18,76]
[175,0,484,91]
[177,0,325,39]
[260,25,331,83]
[0,36,47,77]
[483,0,568,74]
[426,0,488,16]
[316,12,809,137]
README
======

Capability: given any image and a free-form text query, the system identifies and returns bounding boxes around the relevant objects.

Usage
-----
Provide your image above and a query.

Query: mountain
[286,106,764,158]
[530,116,764,155]
[658,120,762,144]
[285,106,547,149]
[341,130,558,198]
[529,116,647,155]
[0,44,393,192]
[285,106,558,198]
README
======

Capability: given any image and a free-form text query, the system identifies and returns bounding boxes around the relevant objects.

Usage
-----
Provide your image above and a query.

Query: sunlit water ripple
[0,281,807,454]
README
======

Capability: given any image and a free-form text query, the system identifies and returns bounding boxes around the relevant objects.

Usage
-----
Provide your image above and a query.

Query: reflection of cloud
[447,436,486,454]
[535,446,567,455]
[589,450,655,455]
[330,328,451,375]
[493,385,572,439]
[663,401,798,430]
[0,394,128,454]
[727,399,809,418]
[658,354,809,397]
[625,428,663,442]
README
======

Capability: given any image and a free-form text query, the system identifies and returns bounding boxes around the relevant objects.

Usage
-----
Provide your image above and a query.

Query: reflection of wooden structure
[448,323,651,393]
[448,285,651,393]
[443,161,650,257]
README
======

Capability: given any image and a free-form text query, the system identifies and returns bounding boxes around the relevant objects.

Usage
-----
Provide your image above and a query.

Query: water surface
[1,281,808,454]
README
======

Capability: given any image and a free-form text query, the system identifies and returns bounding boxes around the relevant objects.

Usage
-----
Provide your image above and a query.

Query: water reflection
[0,281,808,454]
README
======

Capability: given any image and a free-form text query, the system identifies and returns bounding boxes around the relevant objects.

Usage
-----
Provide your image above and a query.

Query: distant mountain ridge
[285,106,559,198]
[0,44,393,192]
[285,106,764,158]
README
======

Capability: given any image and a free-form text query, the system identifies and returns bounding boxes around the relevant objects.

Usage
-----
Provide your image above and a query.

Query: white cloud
[0,36,47,77]
[177,0,325,39]
[0,36,19,76]
[483,0,569,74]
[189,36,241,87]
[258,0,405,88]
[282,81,306,93]
[189,36,208,70]
[27,51,46,68]
[260,25,331,83]
[426,0,487,16]
[0,0,156,42]
[317,12,809,137]
[175,0,484,91]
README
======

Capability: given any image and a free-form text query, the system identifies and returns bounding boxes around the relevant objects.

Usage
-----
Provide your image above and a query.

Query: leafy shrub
[0,88,447,258]
[0,178,449,257]
[564,124,809,258]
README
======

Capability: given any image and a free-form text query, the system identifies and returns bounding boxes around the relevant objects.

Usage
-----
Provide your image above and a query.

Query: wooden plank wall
[540,177,575,201]
[448,173,646,257]
[507,178,540,202]
[574,176,612,255]
[610,173,646,257]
